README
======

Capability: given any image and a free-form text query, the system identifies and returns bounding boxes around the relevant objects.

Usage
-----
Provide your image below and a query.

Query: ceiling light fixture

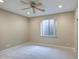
[0,0,4,3]
[58,5,63,8]
[27,12,30,15]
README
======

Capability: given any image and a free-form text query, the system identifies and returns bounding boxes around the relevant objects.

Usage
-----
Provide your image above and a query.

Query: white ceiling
[0,0,77,17]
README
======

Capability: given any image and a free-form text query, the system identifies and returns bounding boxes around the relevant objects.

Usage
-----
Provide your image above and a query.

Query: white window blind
[40,19,56,37]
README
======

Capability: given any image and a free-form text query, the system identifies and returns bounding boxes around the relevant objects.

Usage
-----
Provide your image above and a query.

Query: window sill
[40,35,56,38]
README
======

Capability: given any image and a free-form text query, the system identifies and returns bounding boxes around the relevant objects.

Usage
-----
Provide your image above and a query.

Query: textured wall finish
[0,9,28,51]
[29,12,74,48]
[0,9,75,50]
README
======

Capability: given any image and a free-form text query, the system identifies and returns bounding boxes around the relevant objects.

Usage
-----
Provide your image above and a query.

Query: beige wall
[29,12,74,48]
[0,9,75,50]
[0,9,28,51]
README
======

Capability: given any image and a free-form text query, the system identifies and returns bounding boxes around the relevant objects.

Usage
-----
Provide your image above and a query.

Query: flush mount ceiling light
[58,5,63,8]
[0,0,4,3]
[27,12,30,15]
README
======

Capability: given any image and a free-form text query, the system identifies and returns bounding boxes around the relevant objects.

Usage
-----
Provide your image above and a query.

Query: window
[40,19,56,37]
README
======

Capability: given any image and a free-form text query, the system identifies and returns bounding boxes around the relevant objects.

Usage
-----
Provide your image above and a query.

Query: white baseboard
[0,42,74,53]
[25,42,74,51]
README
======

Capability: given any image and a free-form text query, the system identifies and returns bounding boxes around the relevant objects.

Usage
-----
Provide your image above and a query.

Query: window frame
[40,19,56,38]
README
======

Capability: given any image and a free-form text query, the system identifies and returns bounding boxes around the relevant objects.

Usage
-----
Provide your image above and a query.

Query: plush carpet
[0,44,75,59]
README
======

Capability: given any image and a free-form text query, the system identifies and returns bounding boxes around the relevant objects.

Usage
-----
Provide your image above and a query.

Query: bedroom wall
[0,9,29,51]
[0,9,75,50]
[29,12,74,48]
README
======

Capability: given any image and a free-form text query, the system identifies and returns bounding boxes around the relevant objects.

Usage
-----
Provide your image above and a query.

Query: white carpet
[0,44,75,59]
